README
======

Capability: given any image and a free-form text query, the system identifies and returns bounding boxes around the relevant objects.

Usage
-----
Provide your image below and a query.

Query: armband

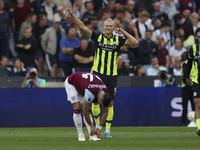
[97,126,102,130]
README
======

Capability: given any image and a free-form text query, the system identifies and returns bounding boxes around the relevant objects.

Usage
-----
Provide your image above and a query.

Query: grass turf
[0,127,200,150]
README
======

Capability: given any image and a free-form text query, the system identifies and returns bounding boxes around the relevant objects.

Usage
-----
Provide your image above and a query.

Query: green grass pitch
[0,127,200,150]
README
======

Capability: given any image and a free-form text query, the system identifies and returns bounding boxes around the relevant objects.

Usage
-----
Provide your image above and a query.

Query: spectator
[0,56,10,77]
[13,0,31,43]
[135,0,155,16]
[160,0,176,22]
[126,21,141,66]
[100,0,116,19]
[190,12,200,34]
[115,9,129,31]
[15,28,37,71]
[178,26,195,51]
[151,18,162,31]
[81,1,101,31]
[174,13,194,37]
[41,16,66,79]
[73,38,94,73]
[18,13,37,40]
[32,14,49,76]
[40,0,57,21]
[59,28,80,77]
[151,21,172,50]
[133,10,151,39]
[177,0,196,14]
[134,64,146,76]
[53,6,66,24]
[60,13,75,34]
[169,57,182,76]
[169,37,187,67]
[119,46,134,70]
[117,56,129,76]
[147,56,167,76]
[139,30,158,71]
[72,0,86,19]
[182,8,192,19]
[155,35,170,69]
[9,58,26,76]
[21,67,46,88]
[0,0,10,58]
[152,1,169,22]
[157,70,177,87]
[126,0,136,19]
[160,0,176,32]
[124,10,133,22]
[97,9,112,33]
[52,0,70,9]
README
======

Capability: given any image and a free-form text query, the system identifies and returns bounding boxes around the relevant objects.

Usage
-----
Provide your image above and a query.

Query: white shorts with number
[64,77,84,104]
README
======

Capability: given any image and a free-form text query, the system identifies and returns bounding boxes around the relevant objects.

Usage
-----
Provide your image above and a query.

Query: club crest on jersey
[71,96,75,101]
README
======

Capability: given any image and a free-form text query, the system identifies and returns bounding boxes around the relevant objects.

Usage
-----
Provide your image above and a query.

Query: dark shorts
[46,53,60,66]
[192,83,200,99]
[93,71,117,100]
[35,48,45,60]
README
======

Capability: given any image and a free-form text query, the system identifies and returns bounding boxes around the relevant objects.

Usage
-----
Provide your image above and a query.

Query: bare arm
[165,55,170,69]
[96,106,108,137]
[82,102,96,135]
[61,48,74,55]
[74,54,94,63]
[66,5,91,37]
[115,28,139,47]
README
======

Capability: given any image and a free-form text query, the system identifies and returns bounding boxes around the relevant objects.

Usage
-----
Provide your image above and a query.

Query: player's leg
[92,103,101,128]
[194,97,200,136]
[64,78,85,141]
[192,83,200,136]
[105,100,114,138]
[83,110,93,135]
[72,102,85,141]
[105,76,117,138]
[180,86,189,126]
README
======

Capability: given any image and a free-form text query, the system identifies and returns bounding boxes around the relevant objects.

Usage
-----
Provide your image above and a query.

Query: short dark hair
[195,27,200,37]
[102,93,111,107]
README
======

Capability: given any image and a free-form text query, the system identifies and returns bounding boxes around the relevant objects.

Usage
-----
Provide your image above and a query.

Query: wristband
[97,126,102,130]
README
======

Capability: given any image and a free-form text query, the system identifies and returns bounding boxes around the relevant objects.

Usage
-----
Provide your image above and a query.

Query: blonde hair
[104,18,114,24]
[25,14,36,29]
[140,11,150,18]
[190,12,199,20]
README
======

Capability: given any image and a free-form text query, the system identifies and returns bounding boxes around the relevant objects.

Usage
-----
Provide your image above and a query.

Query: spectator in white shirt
[169,37,186,67]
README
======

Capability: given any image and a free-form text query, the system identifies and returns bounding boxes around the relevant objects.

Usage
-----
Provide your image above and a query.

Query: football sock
[92,103,101,127]
[73,110,83,136]
[83,112,93,135]
[105,106,114,133]
[196,119,200,129]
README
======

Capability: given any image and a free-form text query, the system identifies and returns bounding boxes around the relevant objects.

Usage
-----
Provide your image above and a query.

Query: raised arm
[114,28,139,47]
[66,5,91,37]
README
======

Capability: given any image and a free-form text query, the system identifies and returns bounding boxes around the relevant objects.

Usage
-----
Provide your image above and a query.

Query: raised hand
[66,4,73,16]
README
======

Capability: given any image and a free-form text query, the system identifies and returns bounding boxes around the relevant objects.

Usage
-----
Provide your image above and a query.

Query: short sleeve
[119,36,128,47]
[84,89,95,105]
[90,31,99,41]
[60,37,67,48]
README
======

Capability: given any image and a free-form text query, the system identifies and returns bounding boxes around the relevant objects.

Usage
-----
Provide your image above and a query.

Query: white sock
[83,114,93,135]
[73,113,83,136]
[105,129,110,133]
[95,122,100,129]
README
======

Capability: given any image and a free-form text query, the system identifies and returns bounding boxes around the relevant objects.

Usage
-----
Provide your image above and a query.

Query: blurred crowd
[0,0,200,80]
